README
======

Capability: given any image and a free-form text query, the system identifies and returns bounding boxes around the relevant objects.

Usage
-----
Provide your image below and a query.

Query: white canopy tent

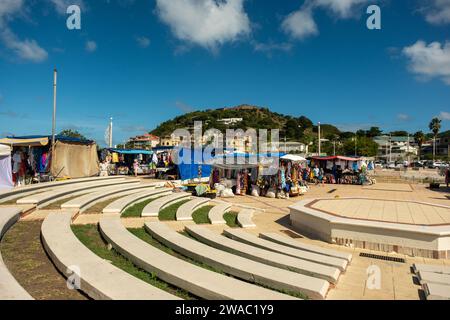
[281,154,307,162]
[0,144,13,189]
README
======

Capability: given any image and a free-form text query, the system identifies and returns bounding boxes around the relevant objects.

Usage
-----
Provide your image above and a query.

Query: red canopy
[311,156,360,162]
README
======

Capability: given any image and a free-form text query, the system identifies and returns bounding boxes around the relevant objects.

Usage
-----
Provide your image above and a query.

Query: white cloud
[282,8,318,40]
[0,0,48,63]
[252,41,293,56]
[403,40,450,85]
[135,36,150,48]
[422,0,450,25]
[397,113,412,121]
[85,40,97,52]
[440,111,450,120]
[155,0,251,51]
[314,0,370,18]
[0,0,23,25]
[49,0,85,15]
[282,0,370,40]
[0,28,48,62]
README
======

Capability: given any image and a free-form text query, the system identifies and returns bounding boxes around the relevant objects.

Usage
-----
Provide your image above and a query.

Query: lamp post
[51,68,57,165]
[318,122,321,156]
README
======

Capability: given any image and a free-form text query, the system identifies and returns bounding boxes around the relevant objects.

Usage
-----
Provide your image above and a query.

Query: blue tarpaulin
[175,148,213,181]
[108,148,153,155]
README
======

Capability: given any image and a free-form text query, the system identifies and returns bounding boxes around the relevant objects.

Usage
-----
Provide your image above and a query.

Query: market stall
[310,156,375,185]
[0,135,100,183]
[104,148,156,176]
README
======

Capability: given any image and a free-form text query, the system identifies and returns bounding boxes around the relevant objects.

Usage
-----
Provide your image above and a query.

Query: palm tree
[429,118,442,161]
[413,131,426,160]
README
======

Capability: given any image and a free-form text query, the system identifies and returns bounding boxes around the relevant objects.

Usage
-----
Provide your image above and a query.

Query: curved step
[99,217,295,300]
[141,193,191,217]
[61,183,153,211]
[176,198,210,221]
[146,222,329,300]
[41,212,179,300]
[237,209,256,228]
[260,233,353,262]
[0,176,124,203]
[418,271,450,286]
[208,203,232,225]
[423,282,450,300]
[413,263,450,275]
[102,188,172,214]
[0,208,34,300]
[17,179,137,207]
[187,225,340,284]
[224,229,348,271]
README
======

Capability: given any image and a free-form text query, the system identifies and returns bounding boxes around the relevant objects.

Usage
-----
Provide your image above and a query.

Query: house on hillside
[129,133,160,150]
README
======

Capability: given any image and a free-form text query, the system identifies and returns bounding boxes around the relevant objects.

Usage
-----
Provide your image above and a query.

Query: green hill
[150,104,340,142]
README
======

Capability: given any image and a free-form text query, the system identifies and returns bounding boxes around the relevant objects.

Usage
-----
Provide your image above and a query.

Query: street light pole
[318,122,321,156]
[51,68,57,165]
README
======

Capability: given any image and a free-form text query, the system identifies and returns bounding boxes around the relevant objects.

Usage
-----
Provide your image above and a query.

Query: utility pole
[52,68,57,165]
[318,122,321,156]
[407,134,410,164]
[389,134,392,163]
[354,133,357,157]
[109,117,113,148]
[333,140,336,156]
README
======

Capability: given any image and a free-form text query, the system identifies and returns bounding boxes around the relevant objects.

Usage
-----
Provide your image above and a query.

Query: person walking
[133,159,140,177]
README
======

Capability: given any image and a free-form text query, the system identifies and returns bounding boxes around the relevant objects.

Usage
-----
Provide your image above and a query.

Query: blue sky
[0,0,449,146]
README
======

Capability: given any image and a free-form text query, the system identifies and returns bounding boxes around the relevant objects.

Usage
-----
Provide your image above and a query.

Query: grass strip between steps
[71,224,195,300]
[122,196,164,218]
[158,199,191,221]
[192,206,215,224]
[223,211,239,228]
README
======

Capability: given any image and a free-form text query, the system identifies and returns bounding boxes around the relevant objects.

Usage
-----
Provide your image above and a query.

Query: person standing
[313,165,320,185]
[12,151,22,186]
[133,159,140,177]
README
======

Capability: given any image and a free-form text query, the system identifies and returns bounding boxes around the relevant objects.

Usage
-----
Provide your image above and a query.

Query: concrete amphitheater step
[224,229,348,271]
[176,198,211,221]
[41,212,179,300]
[186,225,340,284]
[417,271,450,286]
[413,263,450,275]
[208,203,232,225]
[423,282,450,300]
[61,183,153,211]
[260,233,353,262]
[16,178,138,207]
[0,176,124,203]
[146,222,329,299]
[102,188,173,214]
[237,209,256,228]
[99,216,296,300]
[141,193,192,217]
[0,208,34,300]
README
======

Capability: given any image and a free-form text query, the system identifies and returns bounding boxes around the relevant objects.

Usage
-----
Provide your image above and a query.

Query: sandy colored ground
[18,181,450,300]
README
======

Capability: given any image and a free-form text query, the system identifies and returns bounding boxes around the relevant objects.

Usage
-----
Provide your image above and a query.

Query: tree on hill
[58,129,87,140]
[343,136,378,157]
